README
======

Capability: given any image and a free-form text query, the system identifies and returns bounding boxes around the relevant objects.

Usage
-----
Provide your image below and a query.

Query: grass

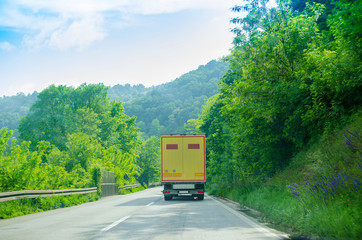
[0,192,99,219]
[212,115,362,239]
[232,186,360,239]
[0,184,148,219]
[119,185,146,195]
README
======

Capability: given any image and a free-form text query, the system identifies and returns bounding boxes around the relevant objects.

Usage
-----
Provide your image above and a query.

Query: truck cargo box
[161,134,206,182]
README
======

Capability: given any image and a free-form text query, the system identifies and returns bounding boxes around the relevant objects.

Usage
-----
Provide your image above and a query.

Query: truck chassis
[162,183,205,200]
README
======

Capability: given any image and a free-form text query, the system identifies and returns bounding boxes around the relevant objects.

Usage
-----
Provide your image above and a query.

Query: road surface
[0,187,288,240]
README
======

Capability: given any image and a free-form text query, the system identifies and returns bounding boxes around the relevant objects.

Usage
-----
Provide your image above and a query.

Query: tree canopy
[1,84,145,192]
[18,84,140,152]
[190,0,361,189]
[124,60,228,138]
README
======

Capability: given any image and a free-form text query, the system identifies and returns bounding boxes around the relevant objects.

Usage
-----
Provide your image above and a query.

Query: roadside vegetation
[0,193,99,219]
[0,84,160,219]
[222,117,361,239]
[119,185,146,195]
[0,59,222,220]
[0,0,360,237]
[0,60,228,139]
[187,0,361,239]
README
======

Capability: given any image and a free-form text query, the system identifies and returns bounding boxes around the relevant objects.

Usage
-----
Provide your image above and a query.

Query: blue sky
[0,0,241,97]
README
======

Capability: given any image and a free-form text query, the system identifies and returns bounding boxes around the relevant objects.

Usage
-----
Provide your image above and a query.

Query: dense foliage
[0,60,228,140]
[0,193,99,219]
[0,85,158,218]
[187,0,361,238]
[0,92,38,137]
[190,0,361,191]
[108,84,150,103]
[137,136,161,186]
[124,60,228,138]
[18,84,141,152]
[0,1,360,236]
[0,60,226,217]
[235,118,361,238]
[0,84,143,194]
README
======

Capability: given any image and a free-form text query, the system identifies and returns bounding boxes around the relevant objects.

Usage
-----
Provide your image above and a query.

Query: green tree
[18,84,141,154]
[196,0,361,190]
[71,107,101,138]
[0,129,78,191]
[102,146,140,186]
[137,137,160,185]
[197,95,234,189]
[65,132,102,172]
[149,119,163,137]
[18,85,73,150]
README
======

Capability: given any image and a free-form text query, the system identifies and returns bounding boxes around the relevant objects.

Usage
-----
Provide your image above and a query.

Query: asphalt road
[0,187,288,240]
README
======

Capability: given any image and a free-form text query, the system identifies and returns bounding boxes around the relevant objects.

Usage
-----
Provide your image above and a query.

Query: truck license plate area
[173,184,195,190]
[179,190,189,194]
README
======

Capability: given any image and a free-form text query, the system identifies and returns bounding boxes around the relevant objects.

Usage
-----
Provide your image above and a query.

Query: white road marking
[101,216,130,232]
[146,202,154,207]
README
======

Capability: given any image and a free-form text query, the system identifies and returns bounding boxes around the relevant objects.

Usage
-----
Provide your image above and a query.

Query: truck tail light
[163,190,170,194]
[198,190,204,194]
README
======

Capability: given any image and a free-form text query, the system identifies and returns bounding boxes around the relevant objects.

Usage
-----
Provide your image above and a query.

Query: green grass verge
[231,186,360,239]
[0,184,149,220]
[0,193,99,219]
[119,185,146,195]
[209,116,362,239]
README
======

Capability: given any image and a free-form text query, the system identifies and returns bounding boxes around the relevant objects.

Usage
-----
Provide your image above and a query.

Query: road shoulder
[210,195,290,240]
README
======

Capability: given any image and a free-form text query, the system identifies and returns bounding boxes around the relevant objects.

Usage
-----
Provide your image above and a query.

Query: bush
[0,193,99,219]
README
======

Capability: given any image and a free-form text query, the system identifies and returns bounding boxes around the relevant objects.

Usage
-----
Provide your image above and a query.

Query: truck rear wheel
[164,195,172,201]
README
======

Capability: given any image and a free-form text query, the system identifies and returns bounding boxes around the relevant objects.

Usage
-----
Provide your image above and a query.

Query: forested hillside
[0,60,227,218]
[0,84,161,218]
[0,92,38,137]
[124,60,228,138]
[108,84,150,103]
[0,60,227,139]
[187,0,361,239]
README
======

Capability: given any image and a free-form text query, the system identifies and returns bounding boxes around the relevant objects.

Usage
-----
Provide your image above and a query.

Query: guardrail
[119,183,141,189]
[0,182,162,202]
[0,187,97,202]
[118,182,161,189]
[149,182,161,187]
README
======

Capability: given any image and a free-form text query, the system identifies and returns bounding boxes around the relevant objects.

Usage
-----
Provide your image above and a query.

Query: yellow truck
[161,134,206,200]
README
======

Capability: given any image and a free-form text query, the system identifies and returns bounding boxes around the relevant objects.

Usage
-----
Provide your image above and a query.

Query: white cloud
[128,0,240,14]
[47,14,106,50]
[1,0,240,50]
[0,42,15,51]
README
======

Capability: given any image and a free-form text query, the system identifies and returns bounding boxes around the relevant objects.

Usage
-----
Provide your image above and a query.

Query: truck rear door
[161,135,205,182]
